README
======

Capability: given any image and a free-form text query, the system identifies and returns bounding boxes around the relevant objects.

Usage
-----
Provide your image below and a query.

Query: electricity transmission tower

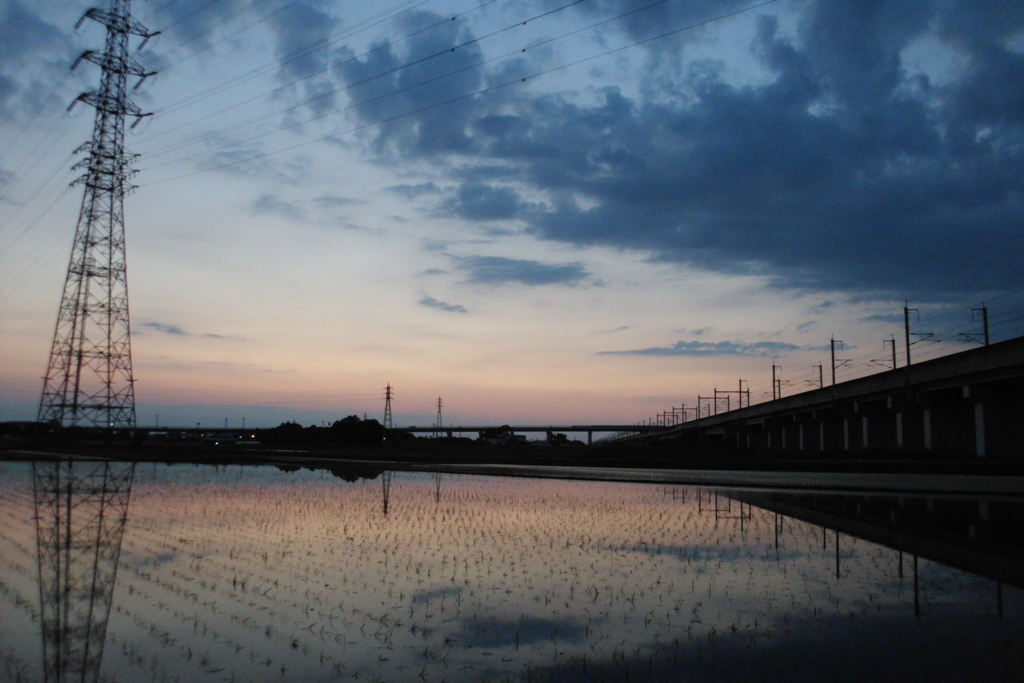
[38,0,157,429]
[33,461,136,682]
[382,383,393,429]
[434,396,443,438]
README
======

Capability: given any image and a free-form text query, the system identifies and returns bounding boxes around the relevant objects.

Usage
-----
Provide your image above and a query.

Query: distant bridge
[396,425,660,445]
[614,335,1024,458]
[139,424,659,446]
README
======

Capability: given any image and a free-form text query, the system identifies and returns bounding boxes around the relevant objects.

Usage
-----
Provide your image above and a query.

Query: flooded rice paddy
[0,460,1022,682]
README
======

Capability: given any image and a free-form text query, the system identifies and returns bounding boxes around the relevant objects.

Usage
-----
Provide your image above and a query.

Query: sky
[1,0,1023,429]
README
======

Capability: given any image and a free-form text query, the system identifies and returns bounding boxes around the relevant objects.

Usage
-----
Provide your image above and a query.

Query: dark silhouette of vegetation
[254,417,386,448]
[478,425,514,442]
[546,431,568,445]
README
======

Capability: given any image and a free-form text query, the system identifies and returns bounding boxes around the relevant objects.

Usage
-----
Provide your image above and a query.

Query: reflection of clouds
[619,543,808,564]
[411,585,461,603]
[459,616,587,649]
[0,467,1013,682]
[128,552,177,569]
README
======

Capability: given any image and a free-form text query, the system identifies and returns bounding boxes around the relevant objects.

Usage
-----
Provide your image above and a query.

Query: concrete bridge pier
[920,388,976,456]
[796,413,820,452]
[818,411,843,452]
[860,398,899,450]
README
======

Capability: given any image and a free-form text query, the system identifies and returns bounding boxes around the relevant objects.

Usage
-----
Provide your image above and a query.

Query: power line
[142,0,458,122]
[136,0,587,158]
[139,0,780,186]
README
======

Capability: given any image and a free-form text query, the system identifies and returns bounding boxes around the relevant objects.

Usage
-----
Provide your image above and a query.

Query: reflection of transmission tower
[33,461,136,682]
[382,383,393,429]
[38,0,157,429]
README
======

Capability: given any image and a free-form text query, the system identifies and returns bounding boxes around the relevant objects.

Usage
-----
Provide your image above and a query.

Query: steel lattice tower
[38,0,157,429]
[382,383,394,429]
[33,461,136,683]
[434,396,443,438]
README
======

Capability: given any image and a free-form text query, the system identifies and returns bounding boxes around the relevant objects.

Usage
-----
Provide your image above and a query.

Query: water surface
[0,461,1021,682]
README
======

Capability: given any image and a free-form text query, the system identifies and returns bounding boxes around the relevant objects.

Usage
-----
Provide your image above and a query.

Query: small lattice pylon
[383,383,393,429]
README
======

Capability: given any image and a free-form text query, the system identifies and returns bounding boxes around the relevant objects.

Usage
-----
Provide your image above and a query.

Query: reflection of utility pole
[34,461,136,683]
[381,471,392,515]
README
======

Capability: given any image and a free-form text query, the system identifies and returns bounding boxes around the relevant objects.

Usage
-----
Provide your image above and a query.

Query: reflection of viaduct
[732,489,1024,593]
[619,335,1024,457]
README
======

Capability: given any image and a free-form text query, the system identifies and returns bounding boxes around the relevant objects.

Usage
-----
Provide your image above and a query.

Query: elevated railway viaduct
[617,336,1024,458]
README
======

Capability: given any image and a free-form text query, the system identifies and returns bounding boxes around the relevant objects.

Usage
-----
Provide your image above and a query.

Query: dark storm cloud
[600,339,801,357]
[419,295,467,313]
[342,1,1024,299]
[454,255,589,286]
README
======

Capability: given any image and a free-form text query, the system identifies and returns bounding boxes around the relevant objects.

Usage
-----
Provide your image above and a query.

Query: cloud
[600,339,803,358]
[419,268,448,276]
[141,322,189,336]
[808,301,836,315]
[332,10,487,159]
[860,312,905,324]
[250,193,306,221]
[454,255,589,286]
[264,1,339,118]
[312,193,359,207]
[419,294,467,313]
[187,135,311,182]
[0,1,75,119]
[149,0,252,52]
[386,182,441,199]
[439,182,532,222]
[343,2,1024,299]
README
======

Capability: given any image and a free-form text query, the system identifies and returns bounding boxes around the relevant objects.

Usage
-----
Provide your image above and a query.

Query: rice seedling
[0,462,1021,681]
